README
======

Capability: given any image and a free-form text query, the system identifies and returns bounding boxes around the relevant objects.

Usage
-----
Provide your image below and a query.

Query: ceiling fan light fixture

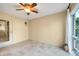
[24,8,31,13]
[17,3,38,15]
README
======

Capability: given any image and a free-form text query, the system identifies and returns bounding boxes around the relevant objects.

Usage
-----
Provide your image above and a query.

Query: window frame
[71,4,79,52]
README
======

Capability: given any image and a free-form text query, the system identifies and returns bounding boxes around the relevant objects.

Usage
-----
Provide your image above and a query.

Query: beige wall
[0,12,28,47]
[29,11,67,47]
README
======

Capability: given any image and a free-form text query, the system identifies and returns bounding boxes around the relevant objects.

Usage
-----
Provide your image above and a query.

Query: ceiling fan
[16,3,38,15]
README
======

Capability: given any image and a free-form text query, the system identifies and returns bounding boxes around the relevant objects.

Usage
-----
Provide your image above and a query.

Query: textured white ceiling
[0,3,69,20]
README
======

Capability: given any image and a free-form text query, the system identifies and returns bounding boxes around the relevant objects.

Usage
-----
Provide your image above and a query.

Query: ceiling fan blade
[19,3,24,6]
[16,9,24,10]
[31,3,37,8]
[31,10,38,13]
[24,3,30,6]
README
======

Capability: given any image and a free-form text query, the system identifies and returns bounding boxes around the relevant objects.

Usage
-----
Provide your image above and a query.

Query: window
[0,19,9,42]
[73,9,79,51]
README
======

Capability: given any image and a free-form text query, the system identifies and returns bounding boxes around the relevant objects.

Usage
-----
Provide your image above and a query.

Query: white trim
[75,48,79,52]
[72,35,78,39]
